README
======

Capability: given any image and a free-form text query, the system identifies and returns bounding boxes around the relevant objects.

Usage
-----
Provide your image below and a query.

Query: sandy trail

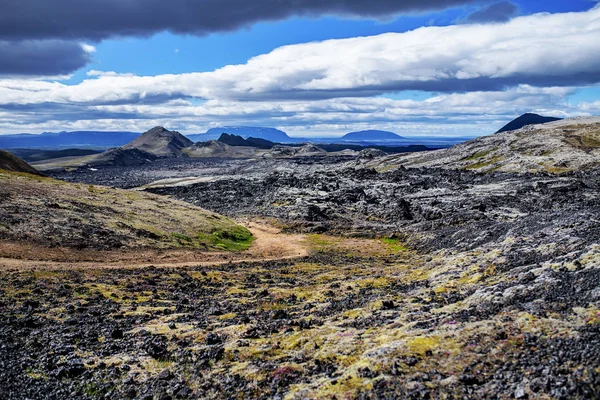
[0,219,309,271]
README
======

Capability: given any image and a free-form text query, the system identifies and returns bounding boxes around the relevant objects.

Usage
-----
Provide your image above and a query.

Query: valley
[1,118,600,399]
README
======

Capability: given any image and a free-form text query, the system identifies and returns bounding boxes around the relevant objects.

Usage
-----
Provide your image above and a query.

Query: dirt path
[0,219,309,271]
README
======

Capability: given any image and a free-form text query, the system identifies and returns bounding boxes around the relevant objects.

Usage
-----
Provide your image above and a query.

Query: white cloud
[1,7,600,136]
[81,43,96,53]
[1,85,597,137]
[1,7,600,106]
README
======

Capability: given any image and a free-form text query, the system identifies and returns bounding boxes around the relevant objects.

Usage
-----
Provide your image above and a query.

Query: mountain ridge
[0,131,140,149]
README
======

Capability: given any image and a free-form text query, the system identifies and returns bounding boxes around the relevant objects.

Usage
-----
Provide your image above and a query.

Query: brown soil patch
[0,219,308,271]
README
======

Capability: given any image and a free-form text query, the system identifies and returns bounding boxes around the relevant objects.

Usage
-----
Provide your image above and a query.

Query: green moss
[380,237,408,253]
[172,232,193,244]
[463,148,496,161]
[466,156,505,170]
[193,225,254,252]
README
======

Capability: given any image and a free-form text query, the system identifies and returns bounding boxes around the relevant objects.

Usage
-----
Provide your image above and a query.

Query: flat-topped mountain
[372,117,600,173]
[340,130,405,141]
[0,150,42,175]
[123,126,193,157]
[496,113,563,133]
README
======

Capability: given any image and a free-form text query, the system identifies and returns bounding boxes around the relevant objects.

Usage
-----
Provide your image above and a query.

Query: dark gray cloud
[0,40,92,75]
[463,1,519,23]
[0,0,481,40]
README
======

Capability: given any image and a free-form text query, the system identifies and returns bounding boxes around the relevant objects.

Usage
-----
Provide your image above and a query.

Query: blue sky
[76,0,596,80]
[0,0,599,137]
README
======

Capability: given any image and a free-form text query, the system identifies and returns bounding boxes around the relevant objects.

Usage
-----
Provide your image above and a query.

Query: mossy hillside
[0,170,252,251]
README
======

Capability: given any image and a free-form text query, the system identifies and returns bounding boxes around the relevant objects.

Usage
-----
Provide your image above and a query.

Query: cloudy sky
[1,0,599,137]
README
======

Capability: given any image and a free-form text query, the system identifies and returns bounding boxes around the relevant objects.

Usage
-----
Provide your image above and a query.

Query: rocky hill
[0,150,42,175]
[0,170,252,253]
[184,140,261,158]
[33,127,193,170]
[266,143,326,157]
[372,117,600,173]
[218,133,275,149]
[123,126,193,157]
[188,126,293,143]
[496,113,562,133]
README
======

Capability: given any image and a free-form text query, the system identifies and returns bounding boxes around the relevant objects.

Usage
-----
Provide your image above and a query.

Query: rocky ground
[371,118,600,174]
[3,142,600,398]
[1,232,599,399]
[48,155,356,189]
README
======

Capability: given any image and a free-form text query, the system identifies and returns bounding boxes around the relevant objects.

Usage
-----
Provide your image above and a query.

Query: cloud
[1,7,599,137]
[1,7,600,101]
[463,1,519,23]
[0,40,93,76]
[0,0,481,41]
[0,85,594,137]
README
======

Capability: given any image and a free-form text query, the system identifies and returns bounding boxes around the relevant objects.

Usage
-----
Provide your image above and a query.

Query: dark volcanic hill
[123,126,193,157]
[88,148,158,167]
[218,133,275,149]
[496,113,563,133]
[340,130,405,141]
[189,126,293,143]
[0,150,42,175]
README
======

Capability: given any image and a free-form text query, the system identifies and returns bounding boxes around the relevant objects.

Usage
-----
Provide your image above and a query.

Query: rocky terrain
[1,121,600,399]
[371,117,600,174]
[48,155,357,189]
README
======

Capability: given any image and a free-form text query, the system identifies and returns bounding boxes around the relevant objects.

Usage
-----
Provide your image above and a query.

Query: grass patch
[380,237,408,253]
[195,225,254,251]
[466,155,505,170]
[463,148,495,161]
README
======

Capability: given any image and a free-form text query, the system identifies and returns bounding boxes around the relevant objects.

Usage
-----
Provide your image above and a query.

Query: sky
[0,0,599,138]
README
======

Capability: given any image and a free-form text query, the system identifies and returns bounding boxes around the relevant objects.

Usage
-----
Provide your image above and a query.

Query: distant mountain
[496,113,563,133]
[11,149,102,163]
[123,126,193,157]
[340,130,405,141]
[0,150,42,175]
[0,131,140,149]
[188,126,293,143]
[218,133,275,149]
